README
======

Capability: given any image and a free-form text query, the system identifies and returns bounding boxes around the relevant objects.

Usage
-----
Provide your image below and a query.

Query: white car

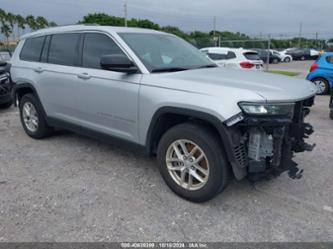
[200,47,264,71]
[272,50,292,63]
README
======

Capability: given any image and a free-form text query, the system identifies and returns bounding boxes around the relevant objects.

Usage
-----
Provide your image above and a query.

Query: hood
[144,67,317,102]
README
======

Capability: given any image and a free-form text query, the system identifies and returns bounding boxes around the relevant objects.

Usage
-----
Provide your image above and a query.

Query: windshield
[119,33,216,72]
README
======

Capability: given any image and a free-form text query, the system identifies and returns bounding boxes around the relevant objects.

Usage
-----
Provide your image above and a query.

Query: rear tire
[272,58,279,64]
[311,78,329,95]
[330,110,333,120]
[19,94,53,139]
[300,56,306,61]
[157,123,230,203]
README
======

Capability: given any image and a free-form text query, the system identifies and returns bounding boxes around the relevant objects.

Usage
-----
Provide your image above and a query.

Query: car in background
[0,50,12,62]
[200,47,264,71]
[306,53,333,95]
[252,49,281,64]
[272,50,292,62]
[285,48,320,61]
[0,60,12,109]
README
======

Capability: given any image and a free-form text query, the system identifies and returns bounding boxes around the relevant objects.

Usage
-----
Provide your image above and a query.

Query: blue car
[306,53,333,95]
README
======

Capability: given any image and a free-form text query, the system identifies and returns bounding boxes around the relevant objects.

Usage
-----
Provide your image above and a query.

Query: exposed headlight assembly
[238,102,294,116]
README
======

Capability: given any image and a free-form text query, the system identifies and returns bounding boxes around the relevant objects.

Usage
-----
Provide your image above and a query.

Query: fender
[11,83,48,119]
[146,106,247,180]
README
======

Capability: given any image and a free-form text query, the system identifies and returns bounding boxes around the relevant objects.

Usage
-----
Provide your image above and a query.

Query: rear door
[206,52,227,66]
[35,33,84,122]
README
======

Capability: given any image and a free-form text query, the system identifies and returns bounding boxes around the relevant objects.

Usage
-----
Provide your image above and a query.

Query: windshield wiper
[151,67,190,73]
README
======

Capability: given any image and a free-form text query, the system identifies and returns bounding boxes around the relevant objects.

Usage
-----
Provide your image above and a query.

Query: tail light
[310,63,318,72]
[240,61,255,69]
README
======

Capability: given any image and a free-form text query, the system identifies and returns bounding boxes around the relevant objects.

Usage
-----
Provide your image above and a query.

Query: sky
[1,0,333,39]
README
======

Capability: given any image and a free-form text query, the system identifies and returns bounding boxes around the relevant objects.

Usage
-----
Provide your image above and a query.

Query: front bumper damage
[226,97,315,181]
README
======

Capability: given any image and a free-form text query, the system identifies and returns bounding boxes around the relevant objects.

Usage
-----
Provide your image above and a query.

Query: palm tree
[16,14,26,38]
[36,16,48,29]
[5,12,15,39]
[26,15,37,31]
[1,23,12,45]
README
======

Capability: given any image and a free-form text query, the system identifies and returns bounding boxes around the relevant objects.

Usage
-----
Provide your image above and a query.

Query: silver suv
[11,25,317,202]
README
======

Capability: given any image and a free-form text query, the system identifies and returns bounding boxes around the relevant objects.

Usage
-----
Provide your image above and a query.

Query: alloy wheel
[22,101,39,132]
[313,79,327,94]
[165,139,209,191]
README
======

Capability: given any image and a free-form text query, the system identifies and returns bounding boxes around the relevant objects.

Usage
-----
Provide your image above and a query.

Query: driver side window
[82,33,126,69]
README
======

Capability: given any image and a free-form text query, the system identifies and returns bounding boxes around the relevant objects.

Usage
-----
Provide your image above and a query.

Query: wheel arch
[12,83,48,118]
[144,106,246,176]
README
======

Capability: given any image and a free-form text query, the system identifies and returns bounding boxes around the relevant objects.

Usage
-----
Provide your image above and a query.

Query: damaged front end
[225,97,315,181]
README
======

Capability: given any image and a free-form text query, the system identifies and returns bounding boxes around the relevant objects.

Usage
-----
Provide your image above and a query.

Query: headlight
[239,102,294,116]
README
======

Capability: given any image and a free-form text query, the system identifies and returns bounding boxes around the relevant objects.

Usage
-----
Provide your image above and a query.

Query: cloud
[1,0,333,38]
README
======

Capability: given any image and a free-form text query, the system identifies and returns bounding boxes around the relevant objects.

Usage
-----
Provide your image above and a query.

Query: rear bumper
[224,96,315,181]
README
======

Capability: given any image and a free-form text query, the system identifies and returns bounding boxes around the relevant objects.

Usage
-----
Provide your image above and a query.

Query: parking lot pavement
[269,60,314,79]
[0,96,333,242]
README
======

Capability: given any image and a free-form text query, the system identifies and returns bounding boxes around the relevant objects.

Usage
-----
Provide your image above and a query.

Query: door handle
[77,73,91,80]
[34,67,44,73]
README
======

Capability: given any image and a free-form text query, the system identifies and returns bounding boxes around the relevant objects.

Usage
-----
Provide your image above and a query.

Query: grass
[268,70,300,77]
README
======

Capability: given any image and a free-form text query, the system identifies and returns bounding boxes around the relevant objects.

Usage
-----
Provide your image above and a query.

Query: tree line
[79,13,328,49]
[0,10,329,50]
[0,8,57,44]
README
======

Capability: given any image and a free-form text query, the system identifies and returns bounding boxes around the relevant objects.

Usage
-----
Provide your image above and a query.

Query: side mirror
[100,54,138,74]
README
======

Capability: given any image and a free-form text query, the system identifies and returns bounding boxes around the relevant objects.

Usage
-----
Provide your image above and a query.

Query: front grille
[234,143,248,168]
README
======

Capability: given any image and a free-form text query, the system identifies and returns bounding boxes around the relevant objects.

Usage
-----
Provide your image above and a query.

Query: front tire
[311,78,329,95]
[19,94,53,139]
[284,57,291,63]
[157,123,230,202]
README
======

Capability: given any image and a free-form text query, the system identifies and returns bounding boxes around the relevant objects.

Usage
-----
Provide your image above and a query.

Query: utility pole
[124,0,128,27]
[315,32,318,49]
[298,22,303,48]
[213,16,217,46]
[213,16,216,37]
[266,35,271,72]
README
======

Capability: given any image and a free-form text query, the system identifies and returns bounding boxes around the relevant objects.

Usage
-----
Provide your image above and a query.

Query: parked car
[285,48,320,61]
[11,25,317,202]
[272,50,292,63]
[306,53,333,95]
[0,60,13,109]
[200,47,264,71]
[0,50,11,62]
[252,49,281,64]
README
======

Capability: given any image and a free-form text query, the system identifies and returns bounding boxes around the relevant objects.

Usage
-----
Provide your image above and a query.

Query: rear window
[48,33,80,66]
[20,36,45,62]
[243,52,260,60]
[207,53,227,60]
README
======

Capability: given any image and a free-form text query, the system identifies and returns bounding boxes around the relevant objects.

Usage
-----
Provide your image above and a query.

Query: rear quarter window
[20,36,45,62]
[243,52,260,60]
